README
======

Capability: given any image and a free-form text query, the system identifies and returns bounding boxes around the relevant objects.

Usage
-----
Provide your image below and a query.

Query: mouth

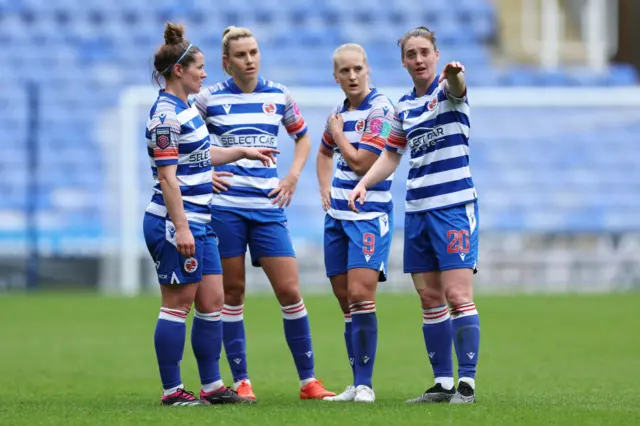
[246,67,256,73]
[416,67,427,73]
[348,83,358,89]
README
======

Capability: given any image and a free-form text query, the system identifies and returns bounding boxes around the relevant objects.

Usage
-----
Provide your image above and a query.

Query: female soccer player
[348,27,480,404]
[144,22,278,406]
[316,44,395,403]
[192,26,335,401]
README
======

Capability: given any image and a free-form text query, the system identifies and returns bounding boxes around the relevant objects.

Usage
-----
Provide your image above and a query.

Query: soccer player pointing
[316,44,395,403]
[144,22,276,406]
[349,27,480,404]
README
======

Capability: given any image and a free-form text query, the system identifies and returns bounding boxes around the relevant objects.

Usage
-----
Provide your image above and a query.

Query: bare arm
[316,145,334,211]
[439,61,467,98]
[210,146,279,167]
[332,130,381,176]
[210,146,250,166]
[157,165,194,257]
[347,150,402,213]
[267,133,311,208]
[288,132,312,179]
[359,149,402,189]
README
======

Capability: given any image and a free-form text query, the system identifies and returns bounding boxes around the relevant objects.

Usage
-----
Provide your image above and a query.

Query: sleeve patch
[155,127,172,150]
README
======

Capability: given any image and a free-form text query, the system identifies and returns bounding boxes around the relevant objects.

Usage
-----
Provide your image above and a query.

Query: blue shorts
[404,201,479,274]
[324,213,393,282]
[143,213,223,285]
[210,207,295,267]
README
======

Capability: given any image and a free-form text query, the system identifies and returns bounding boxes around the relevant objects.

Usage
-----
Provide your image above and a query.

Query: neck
[346,87,371,111]
[164,83,189,103]
[413,75,434,97]
[233,76,259,93]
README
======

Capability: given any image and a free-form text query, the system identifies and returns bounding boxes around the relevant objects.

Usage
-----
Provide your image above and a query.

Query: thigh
[144,213,205,285]
[210,208,249,259]
[202,224,223,276]
[403,212,438,274]
[248,213,296,267]
[344,213,393,282]
[428,201,479,273]
[324,215,349,278]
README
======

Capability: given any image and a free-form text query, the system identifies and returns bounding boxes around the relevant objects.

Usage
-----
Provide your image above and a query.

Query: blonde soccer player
[192,26,336,401]
[144,22,277,406]
[349,27,480,404]
[316,44,395,403]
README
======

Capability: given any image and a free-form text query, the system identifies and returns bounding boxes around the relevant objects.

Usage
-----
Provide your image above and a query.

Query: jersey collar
[340,87,378,113]
[226,76,266,94]
[158,90,189,109]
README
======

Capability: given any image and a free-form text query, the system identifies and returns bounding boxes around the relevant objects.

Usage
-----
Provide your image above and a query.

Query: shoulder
[397,89,415,105]
[369,92,395,111]
[261,79,290,95]
[149,99,180,129]
[205,81,233,97]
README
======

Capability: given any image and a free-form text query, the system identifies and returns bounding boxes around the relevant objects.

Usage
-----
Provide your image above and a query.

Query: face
[224,37,260,80]
[402,36,439,86]
[333,49,370,98]
[175,51,206,94]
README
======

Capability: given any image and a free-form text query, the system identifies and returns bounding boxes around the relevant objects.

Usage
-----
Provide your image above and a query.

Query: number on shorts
[363,233,375,255]
[447,230,470,254]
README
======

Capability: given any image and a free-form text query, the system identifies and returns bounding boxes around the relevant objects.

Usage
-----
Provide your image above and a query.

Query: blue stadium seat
[1,0,640,248]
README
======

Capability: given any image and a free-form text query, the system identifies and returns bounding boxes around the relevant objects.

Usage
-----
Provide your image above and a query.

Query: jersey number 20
[447,230,470,254]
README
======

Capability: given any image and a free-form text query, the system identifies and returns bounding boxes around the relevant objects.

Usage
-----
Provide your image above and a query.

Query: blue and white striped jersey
[386,78,477,213]
[321,89,395,221]
[193,77,308,210]
[145,91,212,224]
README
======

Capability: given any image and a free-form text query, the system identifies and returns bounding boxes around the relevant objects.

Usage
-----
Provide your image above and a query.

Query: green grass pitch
[0,292,638,425]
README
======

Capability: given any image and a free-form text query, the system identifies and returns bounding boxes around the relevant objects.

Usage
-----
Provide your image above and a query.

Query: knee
[444,283,472,306]
[275,284,302,307]
[420,285,446,308]
[331,285,350,314]
[347,281,376,305]
[195,296,224,314]
[163,299,193,313]
[224,283,245,306]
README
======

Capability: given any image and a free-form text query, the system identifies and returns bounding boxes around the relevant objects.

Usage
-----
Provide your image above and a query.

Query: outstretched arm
[210,146,279,167]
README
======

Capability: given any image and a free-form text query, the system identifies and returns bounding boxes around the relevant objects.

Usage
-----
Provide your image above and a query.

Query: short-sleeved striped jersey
[321,89,395,221]
[145,91,212,224]
[193,77,308,210]
[386,78,477,213]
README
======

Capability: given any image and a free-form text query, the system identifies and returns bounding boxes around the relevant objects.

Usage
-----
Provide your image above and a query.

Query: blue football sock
[344,313,355,383]
[191,310,222,387]
[282,300,315,381]
[450,302,480,387]
[155,307,188,391]
[350,301,378,388]
[422,304,454,388]
[222,304,248,382]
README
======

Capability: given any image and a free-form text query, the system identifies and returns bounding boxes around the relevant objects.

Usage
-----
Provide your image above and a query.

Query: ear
[173,63,184,78]
[435,49,440,60]
[333,71,339,84]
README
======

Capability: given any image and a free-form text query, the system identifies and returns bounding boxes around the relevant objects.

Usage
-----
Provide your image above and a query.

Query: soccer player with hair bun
[316,44,396,404]
[144,21,277,406]
[192,26,335,402]
[349,27,481,404]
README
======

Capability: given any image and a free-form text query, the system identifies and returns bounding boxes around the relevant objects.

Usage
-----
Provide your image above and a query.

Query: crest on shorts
[262,102,276,116]
[184,257,198,273]
[355,119,366,133]
[427,97,438,111]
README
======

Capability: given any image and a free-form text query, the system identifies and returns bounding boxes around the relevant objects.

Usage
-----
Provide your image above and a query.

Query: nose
[349,71,357,81]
